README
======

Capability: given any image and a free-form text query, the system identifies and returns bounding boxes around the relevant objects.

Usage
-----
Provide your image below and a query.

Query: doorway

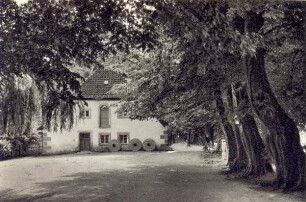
[79,133,91,151]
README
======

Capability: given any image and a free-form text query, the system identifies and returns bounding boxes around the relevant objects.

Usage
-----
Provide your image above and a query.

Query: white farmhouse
[42,68,167,153]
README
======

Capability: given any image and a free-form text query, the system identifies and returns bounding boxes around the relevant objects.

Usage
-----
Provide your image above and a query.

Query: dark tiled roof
[81,68,126,99]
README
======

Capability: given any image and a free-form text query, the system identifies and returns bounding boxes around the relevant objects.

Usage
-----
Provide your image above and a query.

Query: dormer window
[104,80,109,84]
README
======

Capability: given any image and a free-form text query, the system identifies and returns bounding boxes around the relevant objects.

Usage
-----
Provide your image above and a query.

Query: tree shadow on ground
[0,165,305,202]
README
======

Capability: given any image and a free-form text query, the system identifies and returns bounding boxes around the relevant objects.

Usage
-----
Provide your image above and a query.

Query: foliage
[114,3,305,189]
[115,0,305,131]
[1,78,36,136]
[1,0,158,133]
[266,41,305,129]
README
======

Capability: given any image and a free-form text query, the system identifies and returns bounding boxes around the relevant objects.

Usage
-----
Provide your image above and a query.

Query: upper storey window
[100,105,110,128]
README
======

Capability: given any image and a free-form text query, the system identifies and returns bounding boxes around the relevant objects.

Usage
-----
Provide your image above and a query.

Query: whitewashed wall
[44,100,166,153]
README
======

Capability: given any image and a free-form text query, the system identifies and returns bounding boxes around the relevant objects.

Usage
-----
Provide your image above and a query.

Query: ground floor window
[100,133,110,144]
[118,133,129,144]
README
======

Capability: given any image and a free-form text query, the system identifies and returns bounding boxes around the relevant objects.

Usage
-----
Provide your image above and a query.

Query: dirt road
[0,151,304,202]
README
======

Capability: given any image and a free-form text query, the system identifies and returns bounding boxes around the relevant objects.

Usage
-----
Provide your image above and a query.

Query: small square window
[100,134,110,144]
[118,133,129,144]
[80,109,91,119]
[104,80,109,84]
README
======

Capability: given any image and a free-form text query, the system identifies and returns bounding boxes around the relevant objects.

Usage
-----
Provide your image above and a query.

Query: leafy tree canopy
[116,0,305,131]
[1,0,158,133]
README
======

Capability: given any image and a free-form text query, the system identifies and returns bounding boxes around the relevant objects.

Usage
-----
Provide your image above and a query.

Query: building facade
[42,69,167,153]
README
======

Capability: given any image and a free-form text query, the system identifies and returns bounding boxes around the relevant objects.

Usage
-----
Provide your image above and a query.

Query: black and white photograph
[0,0,305,201]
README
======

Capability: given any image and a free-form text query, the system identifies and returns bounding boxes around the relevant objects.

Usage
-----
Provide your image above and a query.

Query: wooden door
[79,133,90,151]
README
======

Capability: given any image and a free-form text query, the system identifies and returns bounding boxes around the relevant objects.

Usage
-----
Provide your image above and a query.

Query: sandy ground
[0,146,305,202]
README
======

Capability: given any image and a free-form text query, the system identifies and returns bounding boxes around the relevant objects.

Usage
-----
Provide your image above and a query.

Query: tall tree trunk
[237,114,265,177]
[222,85,247,172]
[215,89,238,168]
[219,118,237,167]
[203,123,214,145]
[244,11,305,191]
[246,48,305,190]
[234,83,266,177]
[209,124,215,147]
[226,83,265,176]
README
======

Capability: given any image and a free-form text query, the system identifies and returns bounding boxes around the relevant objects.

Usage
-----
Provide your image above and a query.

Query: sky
[15,0,29,5]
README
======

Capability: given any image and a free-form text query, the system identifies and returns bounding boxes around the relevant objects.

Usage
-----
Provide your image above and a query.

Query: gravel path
[0,151,304,202]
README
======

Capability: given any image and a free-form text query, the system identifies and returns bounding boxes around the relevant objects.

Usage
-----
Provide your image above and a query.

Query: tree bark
[228,84,248,172]
[225,85,249,172]
[220,119,239,169]
[230,122,247,172]
[221,85,247,172]
[224,83,265,176]
[215,89,238,168]
[246,48,305,191]
[203,123,214,145]
[238,114,265,177]
[243,10,305,191]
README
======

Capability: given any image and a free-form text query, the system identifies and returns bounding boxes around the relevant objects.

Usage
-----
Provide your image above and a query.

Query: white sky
[15,0,29,5]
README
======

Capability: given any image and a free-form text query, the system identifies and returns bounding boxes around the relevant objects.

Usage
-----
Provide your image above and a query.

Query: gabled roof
[81,68,126,99]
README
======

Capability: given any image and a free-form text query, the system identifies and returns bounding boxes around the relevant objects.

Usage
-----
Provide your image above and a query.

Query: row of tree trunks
[237,114,265,177]
[223,85,247,173]
[246,48,305,191]
[244,11,305,191]
[225,84,250,174]
[218,57,304,190]
[219,117,237,168]
[232,83,266,177]
[219,84,265,177]
[230,122,247,173]
[214,89,235,165]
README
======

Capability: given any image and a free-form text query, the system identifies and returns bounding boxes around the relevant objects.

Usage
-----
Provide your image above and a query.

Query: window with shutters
[99,105,110,128]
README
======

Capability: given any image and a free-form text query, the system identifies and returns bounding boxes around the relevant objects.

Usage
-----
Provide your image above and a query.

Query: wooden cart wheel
[108,140,121,152]
[129,139,142,152]
[143,139,156,152]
